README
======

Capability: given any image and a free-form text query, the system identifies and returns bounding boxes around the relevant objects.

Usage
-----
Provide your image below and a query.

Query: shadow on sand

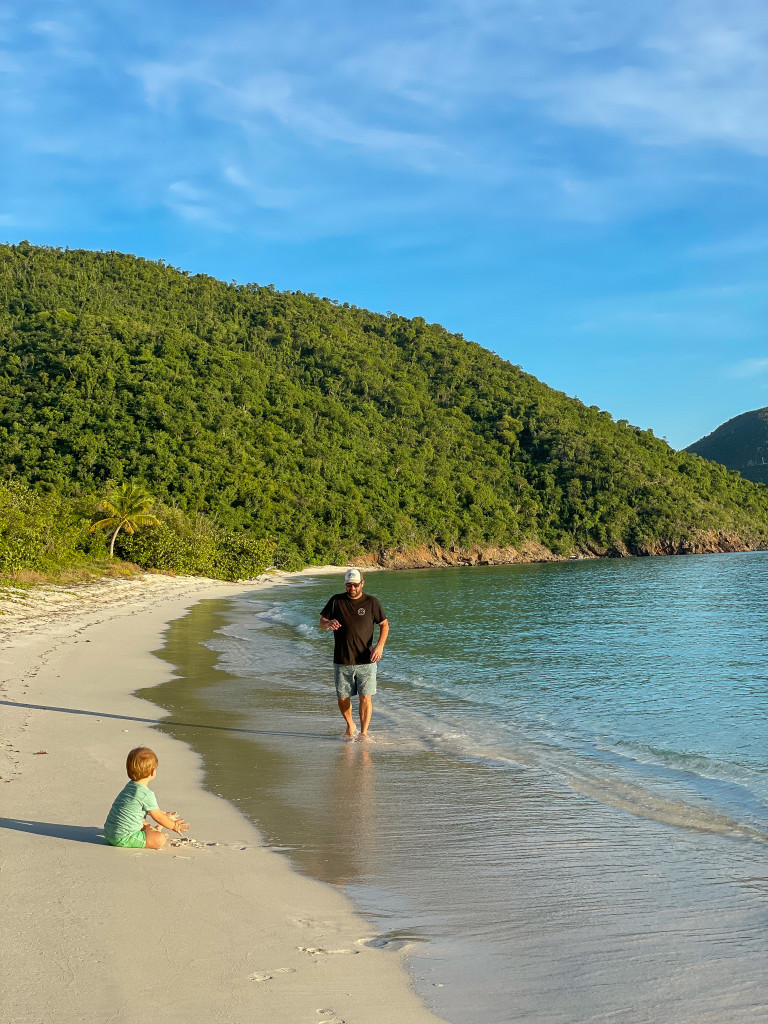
[0,699,336,742]
[0,817,105,844]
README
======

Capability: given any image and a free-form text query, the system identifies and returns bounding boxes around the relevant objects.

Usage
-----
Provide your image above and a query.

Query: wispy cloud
[131,58,211,111]
[689,231,768,260]
[168,180,207,203]
[118,0,768,237]
[29,15,98,67]
[221,165,296,210]
[130,59,457,176]
[334,1,768,154]
[222,165,249,189]
[5,0,768,239]
[169,203,227,228]
[573,281,766,343]
[165,180,230,230]
[730,358,768,379]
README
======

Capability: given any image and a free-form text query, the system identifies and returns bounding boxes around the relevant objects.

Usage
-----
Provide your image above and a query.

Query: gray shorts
[334,663,377,698]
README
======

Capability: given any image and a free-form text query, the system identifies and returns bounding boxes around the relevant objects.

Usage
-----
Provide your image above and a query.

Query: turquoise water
[151,552,768,1023]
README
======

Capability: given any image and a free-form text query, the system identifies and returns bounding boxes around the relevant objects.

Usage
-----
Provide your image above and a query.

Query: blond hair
[126,746,158,781]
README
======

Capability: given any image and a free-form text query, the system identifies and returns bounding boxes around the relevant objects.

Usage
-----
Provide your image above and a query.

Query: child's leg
[142,823,167,849]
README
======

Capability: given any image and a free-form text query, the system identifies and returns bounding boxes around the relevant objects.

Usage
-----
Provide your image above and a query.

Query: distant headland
[686,407,768,486]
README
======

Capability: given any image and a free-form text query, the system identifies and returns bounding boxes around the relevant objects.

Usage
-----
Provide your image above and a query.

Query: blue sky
[2,0,767,449]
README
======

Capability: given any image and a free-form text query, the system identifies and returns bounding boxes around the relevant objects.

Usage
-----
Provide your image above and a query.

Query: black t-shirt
[320,592,386,665]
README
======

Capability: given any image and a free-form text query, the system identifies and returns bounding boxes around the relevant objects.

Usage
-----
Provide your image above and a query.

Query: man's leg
[356,664,377,738]
[358,695,373,736]
[337,696,357,738]
[335,666,357,737]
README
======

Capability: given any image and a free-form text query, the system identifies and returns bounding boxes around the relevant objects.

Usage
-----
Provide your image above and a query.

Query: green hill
[2,241,768,573]
[685,409,768,486]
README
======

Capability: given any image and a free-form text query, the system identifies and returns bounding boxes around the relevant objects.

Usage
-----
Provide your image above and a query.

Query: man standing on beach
[319,569,388,739]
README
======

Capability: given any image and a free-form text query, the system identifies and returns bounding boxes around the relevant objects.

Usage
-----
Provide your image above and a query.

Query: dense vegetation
[686,408,768,486]
[0,477,275,580]
[1,241,768,579]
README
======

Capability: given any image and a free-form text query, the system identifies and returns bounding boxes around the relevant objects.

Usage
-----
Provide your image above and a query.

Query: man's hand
[371,619,388,662]
[320,617,342,631]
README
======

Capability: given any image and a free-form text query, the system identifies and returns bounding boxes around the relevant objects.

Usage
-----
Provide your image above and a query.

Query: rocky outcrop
[630,531,765,557]
[351,532,767,570]
[353,540,559,570]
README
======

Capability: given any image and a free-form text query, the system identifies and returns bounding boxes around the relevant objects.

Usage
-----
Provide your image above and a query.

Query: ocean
[142,552,768,1024]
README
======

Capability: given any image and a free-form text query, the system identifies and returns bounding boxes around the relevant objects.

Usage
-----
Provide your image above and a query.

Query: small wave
[253,607,295,626]
[587,738,768,813]
[252,603,321,636]
[370,700,768,843]
[555,765,768,842]
[207,624,253,642]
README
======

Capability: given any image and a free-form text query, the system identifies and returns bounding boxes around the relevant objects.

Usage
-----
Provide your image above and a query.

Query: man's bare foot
[357,732,374,742]
[343,727,358,740]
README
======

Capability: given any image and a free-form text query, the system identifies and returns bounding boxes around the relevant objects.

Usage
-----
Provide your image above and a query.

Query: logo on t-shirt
[357,607,366,615]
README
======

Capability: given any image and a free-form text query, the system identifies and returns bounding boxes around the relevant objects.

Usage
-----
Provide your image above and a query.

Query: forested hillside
[686,408,768,486]
[2,241,768,574]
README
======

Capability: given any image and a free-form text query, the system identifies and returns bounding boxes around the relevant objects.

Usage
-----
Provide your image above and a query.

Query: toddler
[104,746,189,850]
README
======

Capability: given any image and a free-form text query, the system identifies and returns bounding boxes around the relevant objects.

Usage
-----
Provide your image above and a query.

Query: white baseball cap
[345,568,363,584]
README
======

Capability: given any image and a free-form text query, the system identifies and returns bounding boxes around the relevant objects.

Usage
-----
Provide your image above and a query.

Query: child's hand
[172,817,190,834]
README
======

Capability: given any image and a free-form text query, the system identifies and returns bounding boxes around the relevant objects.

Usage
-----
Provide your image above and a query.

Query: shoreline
[1,570,447,1024]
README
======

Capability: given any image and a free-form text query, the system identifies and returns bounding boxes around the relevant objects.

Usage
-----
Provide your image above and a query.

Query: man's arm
[370,618,389,662]
[320,597,341,632]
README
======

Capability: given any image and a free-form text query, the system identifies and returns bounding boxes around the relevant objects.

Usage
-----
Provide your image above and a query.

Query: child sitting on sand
[104,746,189,850]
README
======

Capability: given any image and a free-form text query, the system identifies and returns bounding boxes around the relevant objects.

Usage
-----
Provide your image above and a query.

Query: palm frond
[97,501,118,518]
[131,514,161,527]
[89,517,118,533]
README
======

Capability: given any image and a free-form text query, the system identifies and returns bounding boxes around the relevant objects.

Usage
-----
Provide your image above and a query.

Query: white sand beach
[0,571,446,1024]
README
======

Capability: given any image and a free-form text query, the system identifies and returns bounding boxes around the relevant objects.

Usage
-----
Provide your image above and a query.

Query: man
[319,569,389,739]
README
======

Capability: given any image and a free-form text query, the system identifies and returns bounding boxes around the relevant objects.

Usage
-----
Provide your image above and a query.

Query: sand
[0,571,446,1024]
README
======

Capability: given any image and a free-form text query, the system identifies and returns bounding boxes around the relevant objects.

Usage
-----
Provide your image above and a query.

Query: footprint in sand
[298,946,358,956]
[317,1011,346,1024]
[356,934,414,951]
[292,917,336,929]
[249,968,296,983]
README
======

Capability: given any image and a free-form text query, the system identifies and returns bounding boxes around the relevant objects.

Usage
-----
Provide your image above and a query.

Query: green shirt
[104,781,158,839]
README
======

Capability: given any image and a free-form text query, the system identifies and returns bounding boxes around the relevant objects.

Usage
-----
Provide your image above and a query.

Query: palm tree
[90,482,161,557]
